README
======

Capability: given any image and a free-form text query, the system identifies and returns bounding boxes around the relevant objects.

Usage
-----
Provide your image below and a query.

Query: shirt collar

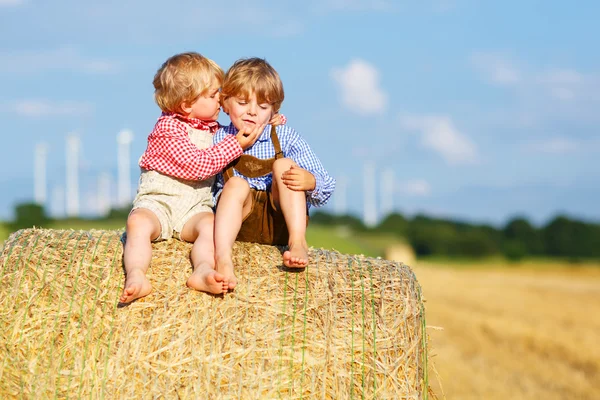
[163,112,220,133]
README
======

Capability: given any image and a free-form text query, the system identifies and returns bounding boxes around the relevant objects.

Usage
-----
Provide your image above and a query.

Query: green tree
[10,202,51,231]
[503,240,528,262]
[543,215,600,258]
[377,212,408,237]
[106,206,132,221]
[310,211,368,231]
[408,221,458,256]
[454,230,500,258]
[503,216,543,256]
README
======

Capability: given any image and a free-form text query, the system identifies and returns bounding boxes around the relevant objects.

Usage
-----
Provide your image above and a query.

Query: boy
[119,52,270,303]
[213,57,336,290]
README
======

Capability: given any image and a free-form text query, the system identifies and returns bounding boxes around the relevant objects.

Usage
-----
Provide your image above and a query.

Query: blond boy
[119,52,267,303]
[213,58,336,290]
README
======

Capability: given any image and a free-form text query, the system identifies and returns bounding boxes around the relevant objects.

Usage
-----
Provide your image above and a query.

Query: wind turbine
[97,172,112,216]
[363,162,377,227]
[334,175,348,215]
[117,129,134,208]
[380,167,394,219]
[34,142,48,206]
[51,185,65,218]
[65,134,80,217]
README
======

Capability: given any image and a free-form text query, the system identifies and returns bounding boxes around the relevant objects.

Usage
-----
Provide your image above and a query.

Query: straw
[0,228,428,399]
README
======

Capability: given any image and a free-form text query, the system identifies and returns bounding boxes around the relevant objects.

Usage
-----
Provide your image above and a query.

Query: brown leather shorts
[236,189,308,246]
[236,189,288,245]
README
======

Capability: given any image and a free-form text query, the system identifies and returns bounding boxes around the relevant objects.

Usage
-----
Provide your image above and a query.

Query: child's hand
[236,123,266,150]
[269,114,287,126]
[281,165,316,192]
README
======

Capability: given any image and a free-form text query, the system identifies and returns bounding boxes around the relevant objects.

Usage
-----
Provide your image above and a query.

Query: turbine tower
[65,134,80,217]
[117,129,134,208]
[97,172,112,216]
[334,175,348,215]
[380,167,394,219]
[34,142,48,206]
[363,162,377,227]
[51,185,65,219]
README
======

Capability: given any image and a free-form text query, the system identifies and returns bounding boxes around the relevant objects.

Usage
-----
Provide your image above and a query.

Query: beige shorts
[132,169,214,241]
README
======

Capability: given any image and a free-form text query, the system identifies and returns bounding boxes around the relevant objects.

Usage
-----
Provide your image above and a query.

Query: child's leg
[120,208,161,303]
[180,212,228,294]
[272,158,309,267]
[214,177,253,290]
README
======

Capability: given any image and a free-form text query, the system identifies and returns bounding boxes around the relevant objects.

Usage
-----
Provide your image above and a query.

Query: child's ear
[221,101,229,115]
[180,102,192,114]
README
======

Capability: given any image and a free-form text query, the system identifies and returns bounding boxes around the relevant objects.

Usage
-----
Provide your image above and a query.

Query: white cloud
[331,59,388,116]
[538,69,584,85]
[470,51,600,127]
[318,0,394,11]
[313,0,454,13]
[398,179,432,196]
[399,114,479,165]
[6,100,93,117]
[530,137,579,154]
[0,0,26,6]
[270,21,305,37]
[0,47,120,74]
[432,0,456,13]
[470,52,521,85]
[535,69,586,101]
[16,2,304,43]
[525,137,600,155]
[199,3,305,37]
[471,52,599,103]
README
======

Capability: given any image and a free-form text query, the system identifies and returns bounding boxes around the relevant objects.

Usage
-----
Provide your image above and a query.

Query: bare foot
[216,257,238,291]
[283,242,309,268]
[187,264,228,294]
[119,269,152,303]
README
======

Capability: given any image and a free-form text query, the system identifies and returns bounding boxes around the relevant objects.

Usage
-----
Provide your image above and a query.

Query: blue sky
[1,0,598,226]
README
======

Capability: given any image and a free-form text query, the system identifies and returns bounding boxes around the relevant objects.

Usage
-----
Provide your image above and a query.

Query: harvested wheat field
[0,228,428,399]
[416,262,600,400]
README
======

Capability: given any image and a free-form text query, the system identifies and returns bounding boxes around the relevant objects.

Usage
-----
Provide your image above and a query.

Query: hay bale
[385,243,417,266]
[0,228,428,399]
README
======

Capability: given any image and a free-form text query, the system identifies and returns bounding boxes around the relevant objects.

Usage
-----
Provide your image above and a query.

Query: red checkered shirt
[138,113,242,181]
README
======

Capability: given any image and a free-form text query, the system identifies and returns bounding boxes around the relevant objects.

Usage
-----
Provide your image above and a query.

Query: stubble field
[415,262,600,400]
[1,223,598,398]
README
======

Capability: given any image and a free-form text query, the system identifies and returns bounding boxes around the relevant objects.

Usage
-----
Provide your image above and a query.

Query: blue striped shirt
[213,123,335,208]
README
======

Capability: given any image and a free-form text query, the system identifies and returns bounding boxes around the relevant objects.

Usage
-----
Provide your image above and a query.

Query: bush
[106,206,133,220]
[377,213,408,237]
[454,231,499,258]
[10,202,50,231]
[504,217,543,255]
[503,240,527,262]
[311,212,368,231]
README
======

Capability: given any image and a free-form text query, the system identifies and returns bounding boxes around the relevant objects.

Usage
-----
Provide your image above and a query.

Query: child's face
[185,83,221,121]
[225,91,274,131]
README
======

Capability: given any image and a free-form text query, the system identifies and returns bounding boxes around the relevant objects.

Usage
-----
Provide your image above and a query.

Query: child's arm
[140,118,265,181]
[280,129,335,208]
[281,165,316,192]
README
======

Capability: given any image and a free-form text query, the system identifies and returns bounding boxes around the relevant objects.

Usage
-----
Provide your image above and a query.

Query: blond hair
[153,52,224,113]
[221,58,284,113]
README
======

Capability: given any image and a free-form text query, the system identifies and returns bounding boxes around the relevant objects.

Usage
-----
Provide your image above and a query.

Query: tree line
[311,211,600,261]
[7,202,600,261]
